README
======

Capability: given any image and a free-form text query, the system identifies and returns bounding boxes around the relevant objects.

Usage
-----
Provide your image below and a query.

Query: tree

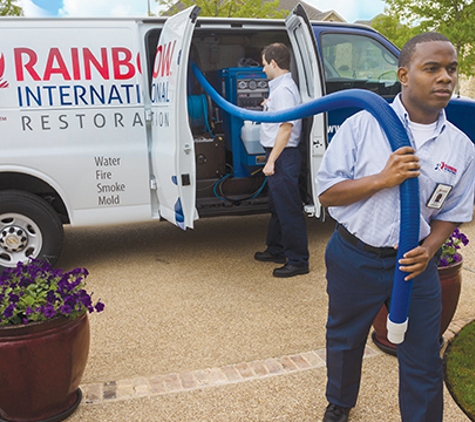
[381,0,475,76]
[0,0,23,16]
[157,0,288,18]
[371,13,420,49]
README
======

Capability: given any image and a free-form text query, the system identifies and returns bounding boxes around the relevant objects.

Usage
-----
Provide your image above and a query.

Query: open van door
[285,4,326,219]
[150,6,199,229]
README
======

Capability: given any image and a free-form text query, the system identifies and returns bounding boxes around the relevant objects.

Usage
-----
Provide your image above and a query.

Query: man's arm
[399,220,458,281]
[263,122,292,176]
[318,147,421,207]
[318,146,421,207]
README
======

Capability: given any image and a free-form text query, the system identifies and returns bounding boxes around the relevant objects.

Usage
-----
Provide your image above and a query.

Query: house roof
[163,0,345,22]
[277,0,345,21]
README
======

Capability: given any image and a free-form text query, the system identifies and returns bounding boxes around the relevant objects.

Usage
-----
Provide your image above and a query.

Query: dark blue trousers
[325,229,443,422]
[265,147,308,266]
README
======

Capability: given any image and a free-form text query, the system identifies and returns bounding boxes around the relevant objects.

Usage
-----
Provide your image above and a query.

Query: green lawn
[444,320,475,421]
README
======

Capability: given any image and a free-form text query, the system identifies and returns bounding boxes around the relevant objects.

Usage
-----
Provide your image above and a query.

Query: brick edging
[80,318,473,405]
[80,347,377,404]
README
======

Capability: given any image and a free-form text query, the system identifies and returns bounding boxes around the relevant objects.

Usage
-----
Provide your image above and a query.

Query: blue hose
[192,62,420,343]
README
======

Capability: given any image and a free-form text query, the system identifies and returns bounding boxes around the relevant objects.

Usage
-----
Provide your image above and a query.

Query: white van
[0,5,472,269]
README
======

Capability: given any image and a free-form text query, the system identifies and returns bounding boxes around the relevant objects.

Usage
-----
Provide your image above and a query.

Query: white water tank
[241,121,265,155]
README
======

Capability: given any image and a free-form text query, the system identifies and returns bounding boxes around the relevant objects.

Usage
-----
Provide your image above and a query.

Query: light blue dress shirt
[317,94,475,247]
[259,73,301,148]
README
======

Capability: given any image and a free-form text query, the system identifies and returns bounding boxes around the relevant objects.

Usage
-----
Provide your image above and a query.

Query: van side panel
[0,20,152,225]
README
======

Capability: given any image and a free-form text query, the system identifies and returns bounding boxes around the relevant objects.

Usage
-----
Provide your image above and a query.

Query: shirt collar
[391,94,447,136]
[268,72,292,90]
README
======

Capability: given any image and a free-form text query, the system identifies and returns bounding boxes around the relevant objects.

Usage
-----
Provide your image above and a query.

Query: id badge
[427,184,453,210]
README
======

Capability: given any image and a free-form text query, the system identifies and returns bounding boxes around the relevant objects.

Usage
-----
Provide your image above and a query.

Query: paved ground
[58,212,475,421]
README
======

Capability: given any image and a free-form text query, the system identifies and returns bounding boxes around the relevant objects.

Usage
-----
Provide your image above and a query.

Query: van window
[321,33,400,98]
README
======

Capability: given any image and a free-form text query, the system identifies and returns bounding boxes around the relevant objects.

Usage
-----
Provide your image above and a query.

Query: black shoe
[323,403,350,422]
[272,263,309,278]
[254,251,287,264]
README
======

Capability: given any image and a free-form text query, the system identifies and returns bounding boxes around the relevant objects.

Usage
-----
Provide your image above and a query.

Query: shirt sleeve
[271,85,300,127]
[317,114,359,196]
[435,139,475,223]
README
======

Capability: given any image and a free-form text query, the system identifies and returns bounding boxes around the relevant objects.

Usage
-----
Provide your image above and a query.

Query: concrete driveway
[60,213,474,421]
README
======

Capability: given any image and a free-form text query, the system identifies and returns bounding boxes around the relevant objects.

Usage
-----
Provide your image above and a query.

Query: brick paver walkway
[80,318,473,405]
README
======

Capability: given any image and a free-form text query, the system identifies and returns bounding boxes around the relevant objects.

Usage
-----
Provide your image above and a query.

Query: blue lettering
[107,85,123,104]
[25,86,42,107]
[16,83,142,108]
[121,84,133,103]
[136,84,141,104]
[90,85,105,105]
[59,86,72,106]
[43,86,56,106]
[74,85,88,105]
[151,81,170,103]
[17,87,23,107]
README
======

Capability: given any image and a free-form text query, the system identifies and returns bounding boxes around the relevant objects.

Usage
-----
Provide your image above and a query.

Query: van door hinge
[304,204,315,216]
[150,177,157,190]
[145,110,153,122]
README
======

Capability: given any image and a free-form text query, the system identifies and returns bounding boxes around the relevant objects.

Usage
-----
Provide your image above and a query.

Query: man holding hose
[317,33,475,422]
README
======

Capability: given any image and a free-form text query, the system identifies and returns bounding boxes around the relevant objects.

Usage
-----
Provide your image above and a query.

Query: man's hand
[263,160,275,176]
[319,146,421,208]
[379,146,420,189]
[398,246,430,281]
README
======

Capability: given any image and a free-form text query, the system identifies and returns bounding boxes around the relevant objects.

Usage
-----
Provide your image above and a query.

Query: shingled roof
[276,0,345,21]
[162,0,345,22]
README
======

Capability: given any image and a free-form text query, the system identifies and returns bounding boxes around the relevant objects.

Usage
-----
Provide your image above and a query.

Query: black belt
[336,224,398,258]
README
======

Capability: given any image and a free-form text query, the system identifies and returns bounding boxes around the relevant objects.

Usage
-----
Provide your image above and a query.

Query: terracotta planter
[0,313,90,422]
[372,257,463,355]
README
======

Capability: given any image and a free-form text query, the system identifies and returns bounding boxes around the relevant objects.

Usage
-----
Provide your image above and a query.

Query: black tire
[0,190,63,271]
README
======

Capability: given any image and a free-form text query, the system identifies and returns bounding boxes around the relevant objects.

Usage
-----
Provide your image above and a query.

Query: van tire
[0,190,63,271]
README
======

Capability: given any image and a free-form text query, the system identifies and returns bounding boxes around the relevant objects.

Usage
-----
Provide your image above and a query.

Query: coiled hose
[192,62,420,344]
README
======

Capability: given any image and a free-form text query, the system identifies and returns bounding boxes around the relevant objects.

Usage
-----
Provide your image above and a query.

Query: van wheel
[0,191,63,271]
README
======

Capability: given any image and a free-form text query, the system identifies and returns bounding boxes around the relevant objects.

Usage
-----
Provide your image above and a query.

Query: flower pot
[372,257,463,355]
[0,313,90,422]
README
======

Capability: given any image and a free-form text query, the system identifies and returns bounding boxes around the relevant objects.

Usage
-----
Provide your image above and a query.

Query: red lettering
[112,47,135,80]
[14,48,40,81]
[43,48,71,81]
[84,48,109,81]
[71,48,81,80]
[136,52,142,75]
[13,46,139,82]
[152,40,176,79]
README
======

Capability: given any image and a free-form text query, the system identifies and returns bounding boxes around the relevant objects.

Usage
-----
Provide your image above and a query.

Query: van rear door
[285,5,326,218]
[150,6,199,229]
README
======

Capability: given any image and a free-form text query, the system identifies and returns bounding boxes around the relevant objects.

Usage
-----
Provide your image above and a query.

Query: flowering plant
[0,258,104,326]
[439,227,469,268]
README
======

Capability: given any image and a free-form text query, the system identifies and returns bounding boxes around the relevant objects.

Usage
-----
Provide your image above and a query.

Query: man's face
[262,56,275,80]
[398,40,458,123]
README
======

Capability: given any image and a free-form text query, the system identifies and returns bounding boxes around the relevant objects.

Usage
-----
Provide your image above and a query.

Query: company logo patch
[435,161,457,176]
[0,53,8,88]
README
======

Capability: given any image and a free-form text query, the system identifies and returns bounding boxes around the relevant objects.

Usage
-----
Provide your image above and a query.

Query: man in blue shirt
[317,33,475,422]
[254,43,309,278]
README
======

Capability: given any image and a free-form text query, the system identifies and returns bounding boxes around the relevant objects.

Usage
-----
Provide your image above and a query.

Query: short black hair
[399,32,452,68]
[262,43,291,70]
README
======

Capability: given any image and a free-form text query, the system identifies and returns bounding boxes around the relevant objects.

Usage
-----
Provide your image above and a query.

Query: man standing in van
[317,33,475,422]
[254,43,309,278]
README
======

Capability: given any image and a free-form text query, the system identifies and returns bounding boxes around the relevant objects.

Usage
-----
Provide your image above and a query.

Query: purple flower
[46,291,57,304]
[3,304,15,319]
[439,257,449,267]
[8,293,19,303]
[0,258,104,326]
[95,301,105,313]
[60,304,73,315]
[43,305,56,319]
